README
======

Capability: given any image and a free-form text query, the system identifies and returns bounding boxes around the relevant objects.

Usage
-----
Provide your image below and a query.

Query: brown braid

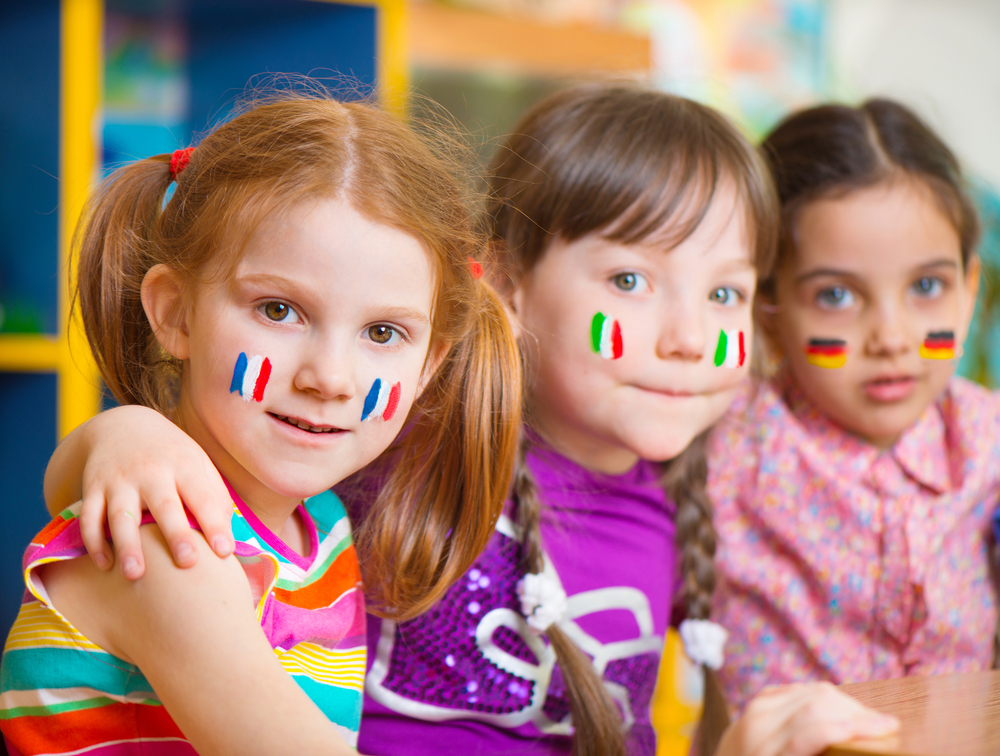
[662,431,730,756]
[513,436,627,756]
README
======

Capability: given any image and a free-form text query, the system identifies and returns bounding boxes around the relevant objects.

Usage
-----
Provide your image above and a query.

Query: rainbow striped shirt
[0,489,366,755]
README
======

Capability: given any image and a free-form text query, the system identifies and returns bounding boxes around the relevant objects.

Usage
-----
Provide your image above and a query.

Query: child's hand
[717,682,899,756]
[44,405,234,579]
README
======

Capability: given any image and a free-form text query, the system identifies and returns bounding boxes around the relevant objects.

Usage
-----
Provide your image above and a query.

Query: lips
[863,376,917,402]
[271,413,342,434]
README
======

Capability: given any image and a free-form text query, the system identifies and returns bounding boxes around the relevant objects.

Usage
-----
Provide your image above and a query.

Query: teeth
[274,414,337,434]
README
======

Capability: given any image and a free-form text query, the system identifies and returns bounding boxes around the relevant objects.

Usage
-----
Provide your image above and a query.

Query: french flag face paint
[713,329,746,368]
[361,378,402,422]
[590,312,623,360]
[230,352,271,402]
[805,338,847,369]
[920,330,956,360]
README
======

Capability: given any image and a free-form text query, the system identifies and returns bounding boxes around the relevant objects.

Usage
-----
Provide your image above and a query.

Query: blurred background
[1,1,998,753]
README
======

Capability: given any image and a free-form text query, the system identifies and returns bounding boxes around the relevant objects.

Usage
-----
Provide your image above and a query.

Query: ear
[960,254,982,340]
[486,240,521,309]
[141,264,190,360]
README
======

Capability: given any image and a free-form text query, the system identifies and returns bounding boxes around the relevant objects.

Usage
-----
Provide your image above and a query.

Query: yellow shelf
[409,3,651,76]
[0,335,61,372]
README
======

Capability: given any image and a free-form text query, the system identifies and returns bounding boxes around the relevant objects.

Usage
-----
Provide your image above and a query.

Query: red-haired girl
[0,94,520,755]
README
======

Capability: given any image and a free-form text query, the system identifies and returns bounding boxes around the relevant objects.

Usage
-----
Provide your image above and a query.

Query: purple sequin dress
[359,438,678,755]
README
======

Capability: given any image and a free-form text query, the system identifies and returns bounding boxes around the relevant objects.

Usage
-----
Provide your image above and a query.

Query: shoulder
[44,524,254,663]
[939,376,1000,462]
[708,379,785,468]
[943,375,1000,413]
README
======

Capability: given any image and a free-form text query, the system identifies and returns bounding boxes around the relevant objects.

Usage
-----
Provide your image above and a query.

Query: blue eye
[710,287,742,306]
[260,301,299,323]
[816,286,855,310]
[612,272,648,293]
[368,324,400,346]
[912,277,943,298]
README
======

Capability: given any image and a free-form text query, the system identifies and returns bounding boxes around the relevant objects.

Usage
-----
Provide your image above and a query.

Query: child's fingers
[106,489,146,580]
[144,483,200,568]
[779,685,899,756]
[177,462,235,558]
[78,488,114,571]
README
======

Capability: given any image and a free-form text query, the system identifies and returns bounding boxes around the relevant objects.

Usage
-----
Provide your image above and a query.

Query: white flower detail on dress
[517,571,568,634]
[678,619,728,670]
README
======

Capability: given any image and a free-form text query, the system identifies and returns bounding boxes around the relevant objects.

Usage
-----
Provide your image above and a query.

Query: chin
[628,432,698,464]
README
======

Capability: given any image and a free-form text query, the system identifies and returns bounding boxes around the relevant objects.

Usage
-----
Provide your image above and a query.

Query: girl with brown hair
[40,84,897,756]
[708,98,998,711]
[0,92,521,755]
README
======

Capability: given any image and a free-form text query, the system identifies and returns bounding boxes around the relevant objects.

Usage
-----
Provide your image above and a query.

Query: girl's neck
[173,397,310,554]
[528,411,639,475]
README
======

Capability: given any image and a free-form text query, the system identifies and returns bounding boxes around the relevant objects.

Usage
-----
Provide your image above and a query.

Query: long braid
[663,431,730,756]
[513,435,627,756]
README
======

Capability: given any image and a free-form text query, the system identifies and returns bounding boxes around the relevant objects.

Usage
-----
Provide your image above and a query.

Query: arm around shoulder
[43,524,357,756]
[43,405,234,578]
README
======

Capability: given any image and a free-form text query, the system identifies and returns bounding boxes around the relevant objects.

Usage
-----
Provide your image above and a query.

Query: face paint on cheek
[230,352,272,402]
[590,312,623,360]
[361,378,402,422]
[713,329,746,368]
[804,338,847,368]
[920,330,956,359]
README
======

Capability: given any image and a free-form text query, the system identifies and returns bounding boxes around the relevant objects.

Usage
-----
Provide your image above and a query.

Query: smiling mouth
[271,413,343,434]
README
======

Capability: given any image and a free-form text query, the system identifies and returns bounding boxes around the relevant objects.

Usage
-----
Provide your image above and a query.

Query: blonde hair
[488,82,778,756]
[74,92,522,620]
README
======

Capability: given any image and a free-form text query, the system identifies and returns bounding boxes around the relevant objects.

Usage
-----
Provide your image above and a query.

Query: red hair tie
[467,256,483,280]
[169,147,195,181]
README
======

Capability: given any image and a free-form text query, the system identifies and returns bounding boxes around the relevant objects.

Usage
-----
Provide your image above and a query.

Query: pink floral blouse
[708,376,1000,711]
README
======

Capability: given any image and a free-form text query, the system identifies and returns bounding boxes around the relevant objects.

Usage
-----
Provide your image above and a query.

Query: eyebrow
[795,258,959,285]
[234,274,430,324]
[373,306,430,325]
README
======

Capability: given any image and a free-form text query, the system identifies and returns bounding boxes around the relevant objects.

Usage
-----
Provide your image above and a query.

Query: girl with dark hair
[39,85,898,756]
[709,99,998,712]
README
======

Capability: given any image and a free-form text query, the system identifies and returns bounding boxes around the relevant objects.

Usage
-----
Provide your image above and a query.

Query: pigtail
[357,276,523,620]
[663,432,729,756]
[74,153,179,411]
[514,438,627,756]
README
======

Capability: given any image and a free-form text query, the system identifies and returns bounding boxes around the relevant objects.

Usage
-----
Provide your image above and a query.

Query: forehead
[791,179,962,273]
[234,196,434,307]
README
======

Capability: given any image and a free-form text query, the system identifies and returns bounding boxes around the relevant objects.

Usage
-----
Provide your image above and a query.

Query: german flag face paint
[361,378,401,422]
[713,329,746,368]
[804,339,847,369]
[590,312,623,360]
[230,352,272,402]
[920,331,955,360]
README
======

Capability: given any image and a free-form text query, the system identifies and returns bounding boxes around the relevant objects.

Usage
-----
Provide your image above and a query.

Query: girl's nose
[293,337,355,400]
[655,305,705,361]
[865,302,912,357]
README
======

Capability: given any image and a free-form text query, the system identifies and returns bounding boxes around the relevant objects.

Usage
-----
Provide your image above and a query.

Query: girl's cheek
[711,328,748,369]
[360,378,402,422]
[230,351,272,403]
[589,311,624,361]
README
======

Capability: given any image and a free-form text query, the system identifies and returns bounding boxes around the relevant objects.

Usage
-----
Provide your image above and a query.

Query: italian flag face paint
[590,312,623,360]
[805,338,847,369]
[230,352,271,402]
[920,331,955,360]
[361,378,401,422]
[713,329,745,368]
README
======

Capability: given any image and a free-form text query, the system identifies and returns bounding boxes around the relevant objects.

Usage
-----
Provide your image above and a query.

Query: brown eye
[368,325,395,344]
[263,301,291,321]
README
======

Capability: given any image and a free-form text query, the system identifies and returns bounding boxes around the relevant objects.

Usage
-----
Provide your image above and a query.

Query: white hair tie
[679,619,728,670]
[517,571,568,634]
